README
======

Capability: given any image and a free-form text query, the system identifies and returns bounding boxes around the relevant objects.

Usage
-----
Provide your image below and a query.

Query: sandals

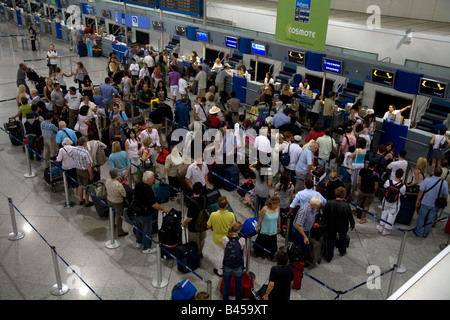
[359,219,368,224]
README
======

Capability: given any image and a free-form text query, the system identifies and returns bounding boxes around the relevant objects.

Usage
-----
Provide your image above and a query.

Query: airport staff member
[382,104,411,121]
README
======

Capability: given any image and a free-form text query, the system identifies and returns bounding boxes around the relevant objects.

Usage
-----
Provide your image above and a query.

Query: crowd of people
[10,41,450,302]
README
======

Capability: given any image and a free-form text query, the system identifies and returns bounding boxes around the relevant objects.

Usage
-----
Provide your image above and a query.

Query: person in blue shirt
[109,103,128,127]
[414,167,449,238]
[295,141,318,192]
[123,46,136,67]
[287,178,327,217]
[55,121,78,148]
[98,77,118,112]
[174,97,191,129]
[108,140,131,182]
[272,108,292,128]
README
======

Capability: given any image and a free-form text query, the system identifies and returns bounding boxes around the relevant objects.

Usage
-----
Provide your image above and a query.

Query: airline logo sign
[276,0,331,52]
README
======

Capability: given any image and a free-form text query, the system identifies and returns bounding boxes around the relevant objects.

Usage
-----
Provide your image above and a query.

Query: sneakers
[377,225,384,233]
[382,229,391,236]
[136,242,142,249]
[142,248,157,254]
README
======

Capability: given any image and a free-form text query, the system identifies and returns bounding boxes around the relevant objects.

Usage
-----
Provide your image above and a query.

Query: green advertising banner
[275,0,331,52]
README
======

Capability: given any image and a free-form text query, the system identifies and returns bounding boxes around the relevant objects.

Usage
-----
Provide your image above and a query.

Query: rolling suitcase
[220,271,254,299]
[395,197,416,226]
[290,261,305,290]
[77,42,88,57]
[88,180,109,218]
[307,238,322,264]
[4,118,23,146]
[212,163,225,189]
[158,208,182,259]
[176,231,199,273]
[223,165,240,191]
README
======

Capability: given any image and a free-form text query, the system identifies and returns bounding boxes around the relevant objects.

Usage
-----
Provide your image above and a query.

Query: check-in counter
[102,37,113,57]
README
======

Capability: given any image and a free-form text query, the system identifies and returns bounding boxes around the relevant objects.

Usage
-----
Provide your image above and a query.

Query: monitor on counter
[419,78,448,99]
[225,36,238,49]
[175,26,186,37]
[371,68,395,87]
[152,21,163,31]
[322,58,342,74]
[288,50,305,65]
[251,42,267,56]
[196,30,208,42]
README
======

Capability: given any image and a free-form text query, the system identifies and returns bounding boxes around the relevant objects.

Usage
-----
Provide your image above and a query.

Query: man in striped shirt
[40,112,59,169]
[69,136,94,207]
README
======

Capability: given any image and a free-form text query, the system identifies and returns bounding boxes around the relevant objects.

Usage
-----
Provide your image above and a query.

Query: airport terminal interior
[0,0,450,301]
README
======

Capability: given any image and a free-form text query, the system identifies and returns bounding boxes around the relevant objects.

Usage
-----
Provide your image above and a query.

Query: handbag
[329,136,337,160]
[74,121,80,132]
[435,179,448,209]
[312,165,325,177]
[96,146,108,166]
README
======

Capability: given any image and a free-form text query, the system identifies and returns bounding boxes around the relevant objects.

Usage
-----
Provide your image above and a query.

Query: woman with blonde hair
[254,195,281,260]
[43,77,54,102]
[16,84,31,107]
[108,140,131,182]
[407,157,428,193]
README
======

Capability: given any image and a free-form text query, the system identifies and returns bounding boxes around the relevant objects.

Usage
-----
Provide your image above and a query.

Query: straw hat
[209,106,221,114]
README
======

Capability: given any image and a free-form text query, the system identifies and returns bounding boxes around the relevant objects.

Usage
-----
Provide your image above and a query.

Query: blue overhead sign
[323,58,342,74]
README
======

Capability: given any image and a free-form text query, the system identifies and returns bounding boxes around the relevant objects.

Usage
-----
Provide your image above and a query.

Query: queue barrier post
[7,197,24,241]
[62,171,73,208]
[280,213,292,251]
[390,229,408,274]
[207,280,212,300]
[151,243,169,288]
[50,246,70,296]
[23,140,36,178]
[105,207,120,249]
[245,236,256,279]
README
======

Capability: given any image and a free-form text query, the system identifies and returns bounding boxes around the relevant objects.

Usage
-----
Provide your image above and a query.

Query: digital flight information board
[160,0,203,17]
[419,78,448,99]
[124,0,157,9]
[252,42,267,56]
[371,68,395,87]
[225,36,238,49]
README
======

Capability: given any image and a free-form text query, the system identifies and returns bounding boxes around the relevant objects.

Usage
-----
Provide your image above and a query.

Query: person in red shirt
[305,122,325,167]
[208,106,223,129]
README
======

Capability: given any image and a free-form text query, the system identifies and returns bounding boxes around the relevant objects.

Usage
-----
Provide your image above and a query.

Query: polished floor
[0,19,449,301]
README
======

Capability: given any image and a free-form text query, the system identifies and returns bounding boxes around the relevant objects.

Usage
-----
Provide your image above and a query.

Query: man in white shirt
[139,122,161,165]
[195,65,207,97]
[128,58,140,83]
[185,158,210,191]
[178,74,189,99]
[254,126,272,165]
[387,150,408,181]
[139,63,150,81]
[194,97,208,123]
[234,115,246,160]
[144,52,155,69]
[382,104,411,121]
[47,44,58,75]
[64,86,83,129]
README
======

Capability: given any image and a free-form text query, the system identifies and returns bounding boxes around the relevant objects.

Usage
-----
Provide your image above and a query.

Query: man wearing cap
[208,106,223,129]
[215,63,231,94]
[272,108,292,128]
[283,134,303,182]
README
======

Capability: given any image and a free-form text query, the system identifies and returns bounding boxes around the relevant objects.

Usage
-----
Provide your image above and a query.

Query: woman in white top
[120,71,133,101]
[125,128,141,187]
[77,105,91,137]
[263,72,274,89]
[128,58,140,83]
[56,138,78,188]
[308,93,323,128]
[51,67,72,92]
[211,58,223,72]
[430,127,450,174]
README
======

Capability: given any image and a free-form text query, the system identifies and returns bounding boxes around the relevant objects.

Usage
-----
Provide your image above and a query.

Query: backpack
[223,236,243,269]
[280,144,291,167]
[192,196,210,233]
[384,180,403,203]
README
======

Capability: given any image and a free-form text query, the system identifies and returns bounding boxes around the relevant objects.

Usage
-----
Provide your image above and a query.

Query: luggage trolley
[44,162,64,192]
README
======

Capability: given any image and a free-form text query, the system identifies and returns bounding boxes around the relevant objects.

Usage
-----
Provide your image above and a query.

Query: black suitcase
[77,42,88,57]
[212,163,225,189]
[158,208,182,259]
[4,118,23,146]
[395,197,416,226]
[176,239,199,273]
[88,180,109,218]
[223,165,240,191]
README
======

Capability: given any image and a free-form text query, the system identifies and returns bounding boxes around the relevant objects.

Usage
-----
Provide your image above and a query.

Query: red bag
[156,146,170,165]
[290,261,304,290]
[220,272,254,299]
[445,218,450,234]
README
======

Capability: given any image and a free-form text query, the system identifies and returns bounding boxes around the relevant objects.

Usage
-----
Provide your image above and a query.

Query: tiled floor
[0,19,449,301]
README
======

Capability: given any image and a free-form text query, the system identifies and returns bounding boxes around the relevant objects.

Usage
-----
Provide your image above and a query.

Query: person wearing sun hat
[208,105,223,129]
